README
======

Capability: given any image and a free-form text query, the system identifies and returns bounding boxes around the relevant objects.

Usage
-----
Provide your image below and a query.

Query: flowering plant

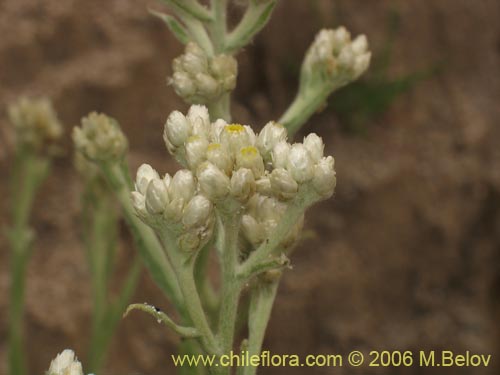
[55,0,370,374]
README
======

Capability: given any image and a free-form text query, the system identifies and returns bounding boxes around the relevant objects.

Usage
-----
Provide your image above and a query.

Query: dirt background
[1,0,500,374]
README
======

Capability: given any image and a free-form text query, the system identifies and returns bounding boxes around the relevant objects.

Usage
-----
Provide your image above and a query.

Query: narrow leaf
[150,9,190,44]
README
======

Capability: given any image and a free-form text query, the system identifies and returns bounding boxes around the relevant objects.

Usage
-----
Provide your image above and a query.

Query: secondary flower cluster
[171,42,238,104]
[73,112,128,162]
[8,97,62,150]
[301,27,371,91]
[132,105,336,252]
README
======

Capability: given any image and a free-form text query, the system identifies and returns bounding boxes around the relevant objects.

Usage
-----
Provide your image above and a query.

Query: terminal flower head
[171,42,237,104]
[301,27,371,95]
[73,112,128,162]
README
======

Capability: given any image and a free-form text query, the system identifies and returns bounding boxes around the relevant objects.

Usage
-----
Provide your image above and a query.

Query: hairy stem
[279,87,331,138]
[217,211,243,357]
[243,280,280,375]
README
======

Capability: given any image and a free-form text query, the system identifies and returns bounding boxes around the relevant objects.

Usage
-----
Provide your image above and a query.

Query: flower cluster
[72,112,128,162]
[301,27,371,92]
[133,104,336,252]
[171,42,237,104]
[131,164,215,252]
[46,350,83,375]
[8,97,62,149]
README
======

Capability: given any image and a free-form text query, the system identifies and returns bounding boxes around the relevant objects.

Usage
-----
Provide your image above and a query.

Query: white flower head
[197,161,230,200]
[220,124,256,156]
[47,349,83,375]
[185,135,209,170]
[241,214,265,245]
[187,105,211,140]
[145,178,170,215]
[206,143,233,175]
[271,141,291,169]
[257,121,288,162]
[164,110,190,148]
[312,156,337,198]
[230,168,256,201]
[182,195,213,229]
[286,143,314,183]
[270,168,298,200]
[303,133,324,163]
[169,169,196,203]
[135,164,160,195]
[235,146,265,179]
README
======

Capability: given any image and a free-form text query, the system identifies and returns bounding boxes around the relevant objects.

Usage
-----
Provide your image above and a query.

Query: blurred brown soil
[0,0,500,374]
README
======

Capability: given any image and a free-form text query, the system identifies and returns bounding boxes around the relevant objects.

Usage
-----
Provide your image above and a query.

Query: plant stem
[243,280,280,375]
[279,88,331,138]
[7,149,50,375]
[217,211,243,358]
[158,231,219,355]
[100,162,185,313]
[211,0,228,53]
[8,250,29,375]
[208,93,231,122]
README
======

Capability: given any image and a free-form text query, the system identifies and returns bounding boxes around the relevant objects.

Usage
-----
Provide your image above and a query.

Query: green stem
[208,93,231,122]
[243,280,280,375]
[100,162,185,314]
[7,149,50,375]
[211,0,228,53]
[279,88,331,138]
[158,231,219,355]
[217,212,243,357]
[8,250,29,375]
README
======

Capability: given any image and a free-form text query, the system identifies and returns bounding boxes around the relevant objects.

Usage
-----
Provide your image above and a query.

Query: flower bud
[257,121,287,162]
[164,110,190,148]
[171,42,238,104]
[73,112,128,161]
[171,72,196,98]
[270,168,298,200]
[255,176,273,195]
[187,105,211,140]
[197,162,230,199]
[210,119,227,143]
[47,349,83,375]
[301,27,371,93]
[220,124,256,156]
[230,168,256,201]
[312,156,336,198]
[241,214,264,245]
[145,178,170,215]
[131,191,147,218]
[303,133,324,163]
[182,195,213,229]
[271,141,290,169]
[169,169,196,203]
[286,144,314,183]
[185,136,209,169]
[235,146,265,178]
[206,143,233,175]
[195,73,218,97]
[8,97,63,150]
[135,164,160,195]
